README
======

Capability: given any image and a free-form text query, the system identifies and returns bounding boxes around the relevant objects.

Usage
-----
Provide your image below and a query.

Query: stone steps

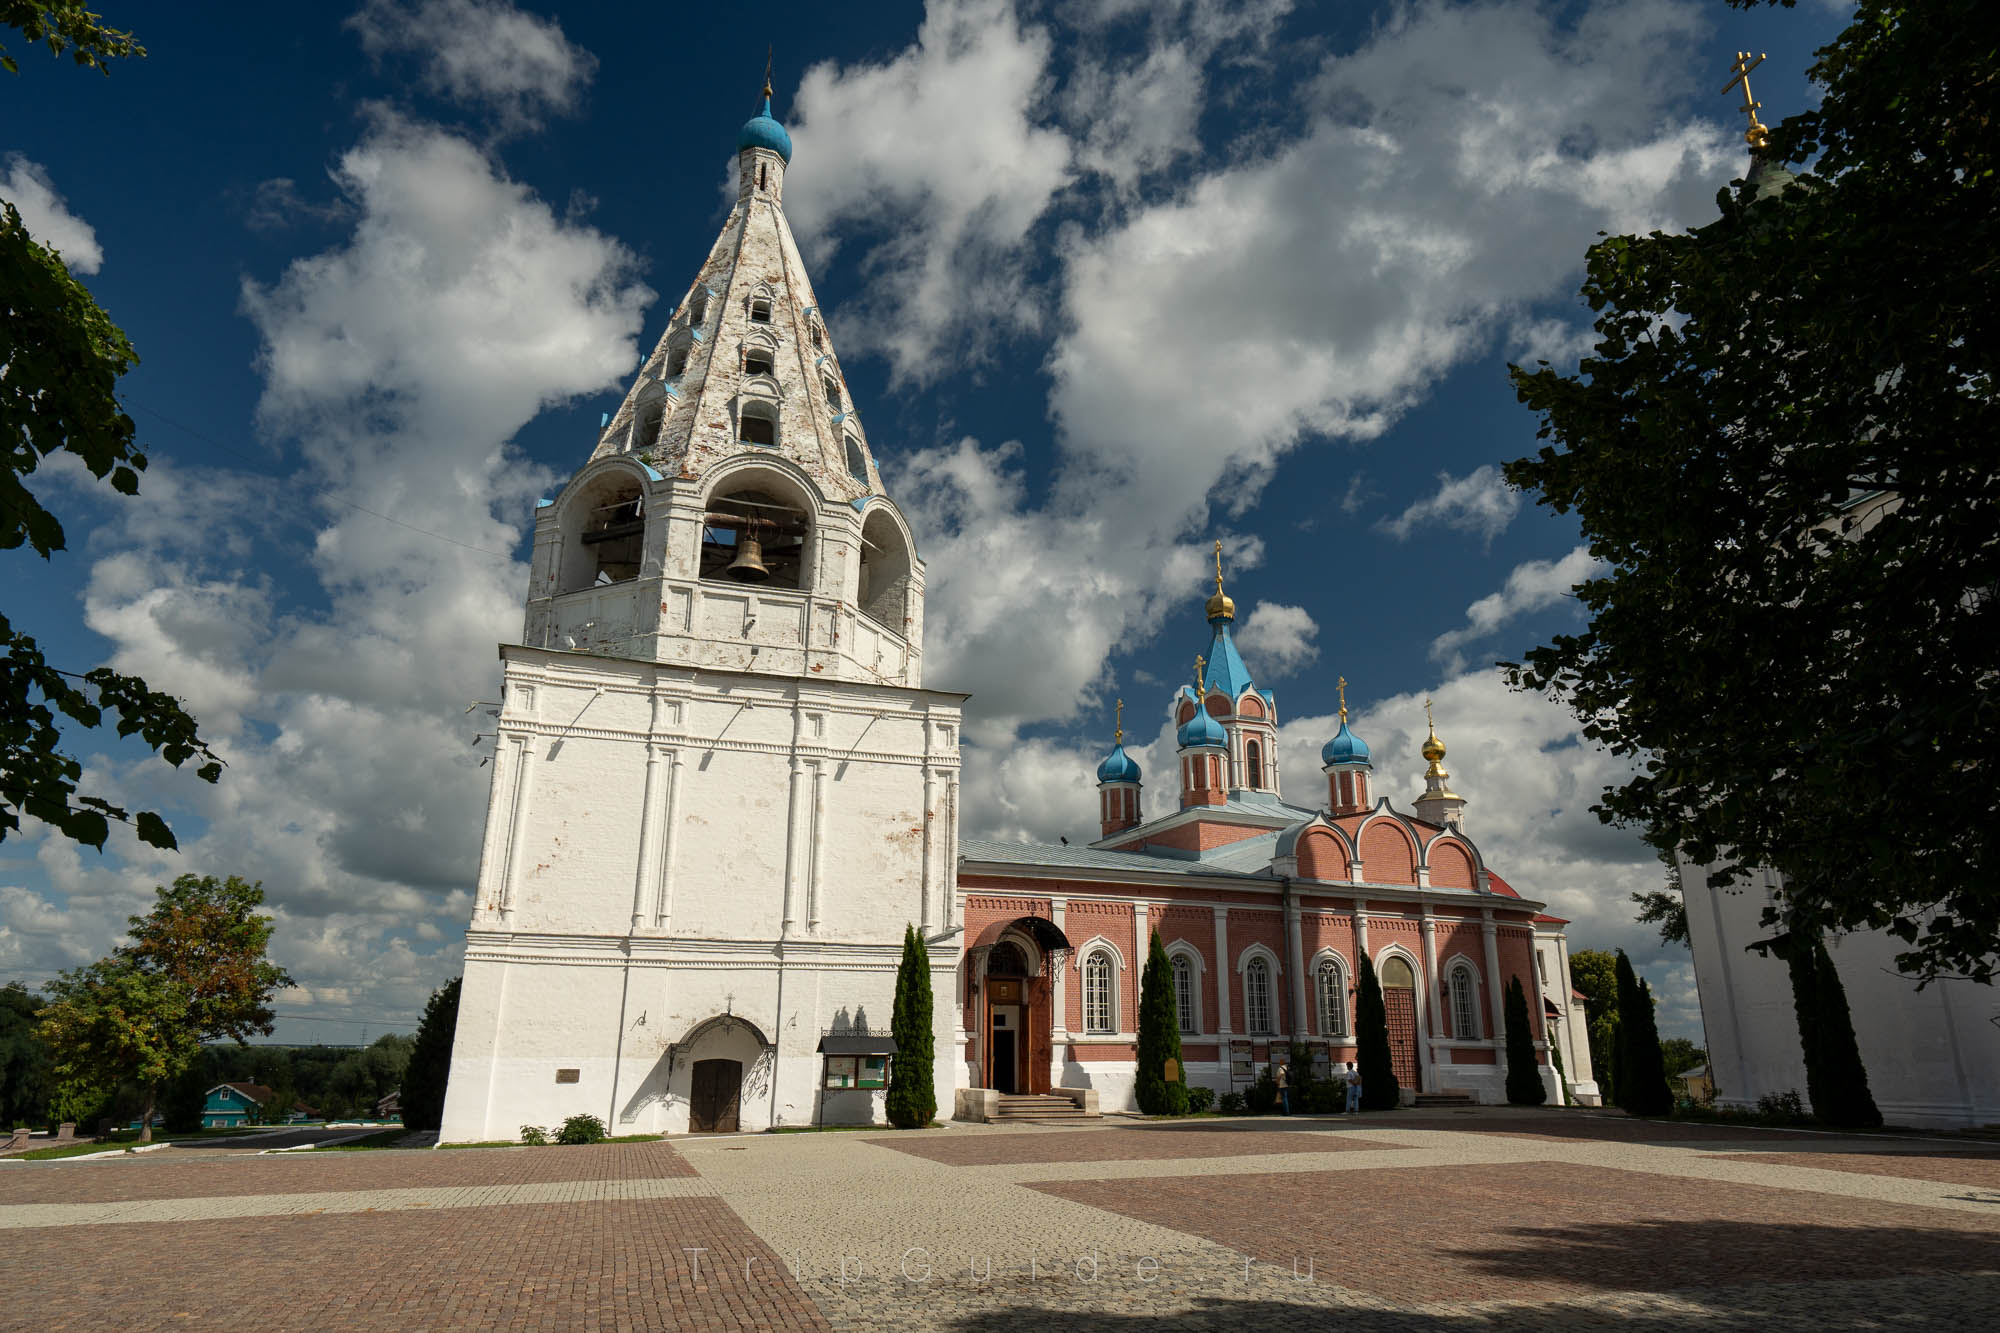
[991,1094,1099,1122]
[1413,1092,1477,1108]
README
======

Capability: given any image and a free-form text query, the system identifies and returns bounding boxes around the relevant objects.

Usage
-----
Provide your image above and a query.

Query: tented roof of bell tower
[588,101,879,504]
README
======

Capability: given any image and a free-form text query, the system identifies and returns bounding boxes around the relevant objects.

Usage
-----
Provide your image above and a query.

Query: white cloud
[905,0,1731,744]
[1507,316,1598,368]
[1377,464,1521,545]
[0,154,103,273]
[1235,602,1319,677]
[0,111,653,1027]
[1429,544,1607,673]
[347,0,597,133]
[784,0,1074,381]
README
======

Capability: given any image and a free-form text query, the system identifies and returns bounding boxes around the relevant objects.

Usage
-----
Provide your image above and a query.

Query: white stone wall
[1684,861,2000,1128]
[439,645,964,1141]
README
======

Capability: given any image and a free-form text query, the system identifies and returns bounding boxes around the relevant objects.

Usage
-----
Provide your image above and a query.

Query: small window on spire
[845,435,867,481]
[740,403,777,448]
[749,296,772,324]
[810,323,823,349]
[758,164,767,191]
[823,376,841,411]
[1247,739,1263,789]
[666,344,689,377]
[688,290,708,326]
[744,347,774,378]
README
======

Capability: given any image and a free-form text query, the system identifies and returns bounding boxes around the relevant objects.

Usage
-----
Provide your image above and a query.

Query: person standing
[1275,1059,1290,1115]
[1344,1061,1363,1113]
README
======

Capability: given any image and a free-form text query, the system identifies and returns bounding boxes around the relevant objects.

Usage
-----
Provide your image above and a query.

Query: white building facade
[439,98,965,1141]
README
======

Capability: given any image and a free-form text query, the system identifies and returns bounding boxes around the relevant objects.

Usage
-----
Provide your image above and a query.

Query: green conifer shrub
[1356,954,1400,1110]
[1134,931,1189,1115]
[886,925,935,1129]
[1503,976,1547,1105]
[1612,952,1672,1116]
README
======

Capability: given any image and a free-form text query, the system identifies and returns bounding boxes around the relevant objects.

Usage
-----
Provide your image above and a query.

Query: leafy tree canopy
[0,2,142,75]
[1504,0,1999,984]
[3,12,218,854]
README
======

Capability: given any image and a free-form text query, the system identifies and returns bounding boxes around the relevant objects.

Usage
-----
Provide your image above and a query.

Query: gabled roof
[208,1082,274,1105]
[961,837,1276,881]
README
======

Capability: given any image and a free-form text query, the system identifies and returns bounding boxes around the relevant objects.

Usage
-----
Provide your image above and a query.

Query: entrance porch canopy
[969,913,1072,957]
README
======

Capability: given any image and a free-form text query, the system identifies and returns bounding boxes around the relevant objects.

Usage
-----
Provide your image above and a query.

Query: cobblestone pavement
[2,1111,1996,1331]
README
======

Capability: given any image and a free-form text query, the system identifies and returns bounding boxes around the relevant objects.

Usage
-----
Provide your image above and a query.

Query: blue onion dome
[1178,700,1227,749]
[738,97,793,163]
[1096,742,1141,785]
[1320,717,1372,767]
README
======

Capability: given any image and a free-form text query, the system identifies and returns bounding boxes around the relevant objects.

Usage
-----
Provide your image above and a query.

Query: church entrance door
[690,1058,741,1132]
[1379,956,1422,1093]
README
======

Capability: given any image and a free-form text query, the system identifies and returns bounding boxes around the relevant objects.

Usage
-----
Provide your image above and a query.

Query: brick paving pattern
[1719,1149,2000,1189]
[1029,1159,2000,1303]
[4,1110,1998,1331]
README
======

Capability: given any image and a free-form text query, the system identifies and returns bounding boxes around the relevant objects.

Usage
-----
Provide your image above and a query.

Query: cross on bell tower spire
[1722,50,1771,152]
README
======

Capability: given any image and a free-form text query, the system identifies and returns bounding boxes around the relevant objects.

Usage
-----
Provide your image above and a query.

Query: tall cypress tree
[1611,952,1672,1116]
[886,925,935,1129]
[1503,976,1546,1105]
[1134,931,1188,1115]
[401,976,461,1133]
[1355,954,1399,1110]
[1778,933,1882,1129]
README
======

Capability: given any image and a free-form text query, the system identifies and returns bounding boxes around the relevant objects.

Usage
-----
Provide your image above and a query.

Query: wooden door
[690,1058,741,1132]
[1383,988,1421,1092]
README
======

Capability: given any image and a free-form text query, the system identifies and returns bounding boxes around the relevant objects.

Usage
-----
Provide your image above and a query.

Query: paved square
[4,1110,1996,1330]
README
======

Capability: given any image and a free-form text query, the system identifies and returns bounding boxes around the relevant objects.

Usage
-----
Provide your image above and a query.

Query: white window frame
[1083,950,1115,1034]
[1172,953,1197,1034]
[1448,963,1480,1039]
[1244,957,1274,1035]
[1316,958,1347,1036]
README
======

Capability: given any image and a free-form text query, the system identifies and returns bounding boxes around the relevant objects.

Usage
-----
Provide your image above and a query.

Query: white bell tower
[439,91,967,1141]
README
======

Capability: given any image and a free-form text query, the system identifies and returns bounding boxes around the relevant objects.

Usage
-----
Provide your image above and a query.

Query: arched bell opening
[558,471,647,594]
[700,473,812,591]
[857,508,912,630]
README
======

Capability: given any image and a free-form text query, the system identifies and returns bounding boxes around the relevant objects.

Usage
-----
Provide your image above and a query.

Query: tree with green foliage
[1610,952,1672,1117]
[0,981,53,1127]
[2,2,143,74]
[1772,933,1882,1129]
[1134,931,1188,1115]
[1354,954,1398,1111]
[886,926,935,1129]
[400,976,461,1133]
[1568,949,1620,1104]
[3,9,219,854]
[1632,855,1689,947]
[39,875,288,1140]
[1659,1037,1707,1081]
[1503,976,1546,1105]
[1503,0,2000,986]
[326,1033,414,1118]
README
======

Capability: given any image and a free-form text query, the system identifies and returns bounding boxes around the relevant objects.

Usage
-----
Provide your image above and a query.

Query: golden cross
[1425,695,1435,731]
[1337,675,1348,721]
[1721,50,1769,149]
[763,46,774,100]
[1194,655,1207,696]
[1114,698,1125,745]
[1213,538,1225,595]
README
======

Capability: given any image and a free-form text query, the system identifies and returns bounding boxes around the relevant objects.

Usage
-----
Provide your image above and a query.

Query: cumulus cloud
[1429,544,1607,673]
[784,0,1074,380]
[1236,602,1320,677]
[347,0,597,133]
[0,154,103,272]
[0,111,653,1027]
[1377,464,1521,546]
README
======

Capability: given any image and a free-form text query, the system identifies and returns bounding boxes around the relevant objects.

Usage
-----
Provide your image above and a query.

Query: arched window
[744,347,774,378]
[666,343,690,377]
[1171,953,1196,1034]
[1083,951,1114,1034]
[1246,739,1263,789]
[1316,959,1346,1036]
[1244,957,1273,1034]
[987,942,1026,976]
[749,295,772,324]
[823,376,842,411]
[738,401,777,448]
[857,509,911,628]
[687,290,708,327]
[845,435,869,482]
[559,474,644,594]
[810,322,823,349]
[700,480,809,590]
[1448,965,1479,1039]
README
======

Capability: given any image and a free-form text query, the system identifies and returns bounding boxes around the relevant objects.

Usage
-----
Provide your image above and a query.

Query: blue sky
[1,0,1851,1044]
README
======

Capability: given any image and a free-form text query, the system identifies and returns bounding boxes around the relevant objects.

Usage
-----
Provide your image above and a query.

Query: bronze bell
[725,532,771,582]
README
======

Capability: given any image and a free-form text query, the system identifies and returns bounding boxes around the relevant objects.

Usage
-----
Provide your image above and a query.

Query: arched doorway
[968,915,1072,1095]
[1379,955,1422,1094]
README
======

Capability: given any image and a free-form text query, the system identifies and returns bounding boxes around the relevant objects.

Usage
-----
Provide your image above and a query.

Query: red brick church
[954,551,1598,1113]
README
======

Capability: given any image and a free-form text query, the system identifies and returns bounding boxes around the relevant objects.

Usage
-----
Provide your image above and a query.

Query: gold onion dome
[1422,728,1447,764]
[1205,539,1234,621]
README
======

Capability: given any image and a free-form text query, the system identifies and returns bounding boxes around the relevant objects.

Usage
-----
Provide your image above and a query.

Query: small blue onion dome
[738,98,793,163]
[1320,717,1372,767]
[1096,743,1141,785]
[1178,700,1227,749]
